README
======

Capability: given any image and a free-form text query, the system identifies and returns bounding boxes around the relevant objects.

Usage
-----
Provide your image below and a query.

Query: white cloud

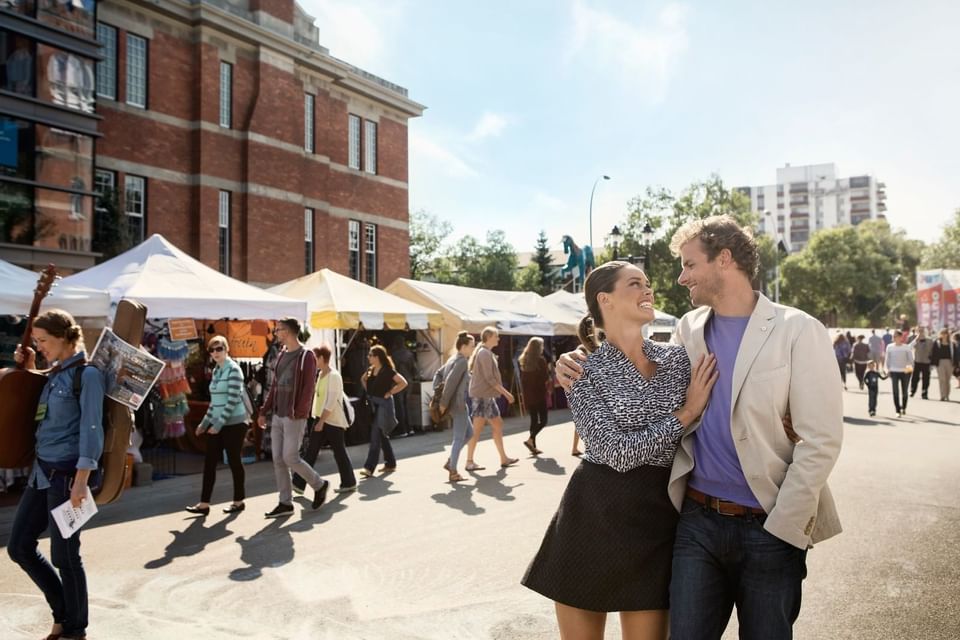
[467,112,511,141]
[569,0,691,102]
[410,130,479,179]
[533,192,567,211]
[298,0,400,71]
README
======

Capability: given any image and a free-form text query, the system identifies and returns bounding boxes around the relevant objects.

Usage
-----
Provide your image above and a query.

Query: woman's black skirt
[521,460,678,612]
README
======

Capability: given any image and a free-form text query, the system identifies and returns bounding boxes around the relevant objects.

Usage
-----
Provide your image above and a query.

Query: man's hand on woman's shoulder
[556,348,588,391]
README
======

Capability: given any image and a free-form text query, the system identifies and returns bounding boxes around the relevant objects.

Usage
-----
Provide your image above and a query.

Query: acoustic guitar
[0,265,58,468]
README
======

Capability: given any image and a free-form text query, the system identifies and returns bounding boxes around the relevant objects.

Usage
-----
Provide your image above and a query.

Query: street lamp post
[607,225,623,260]
[764,210,781,303]
[641,222,654,274]
[588,175,611,249]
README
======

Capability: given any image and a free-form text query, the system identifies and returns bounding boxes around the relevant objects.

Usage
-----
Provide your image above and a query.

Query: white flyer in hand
[51,486,98,539]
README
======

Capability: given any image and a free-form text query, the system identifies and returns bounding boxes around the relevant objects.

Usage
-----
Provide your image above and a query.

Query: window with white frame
[219,62,232,128]
[363,223,376,286]
[364,120,377,174]
[218,190,231,275]
[124,175,146,243]
[126,34,147,108]
[96,23,117,99]
[304,208,314,273]
[348,114,361,169]
[304,94,314,152]
[94,169,115,198]
[348,220,361,280]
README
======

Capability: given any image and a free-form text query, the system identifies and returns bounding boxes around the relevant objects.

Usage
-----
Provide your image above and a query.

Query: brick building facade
[89,0,422,286]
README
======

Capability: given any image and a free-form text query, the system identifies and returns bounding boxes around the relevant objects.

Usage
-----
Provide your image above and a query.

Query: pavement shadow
[470,467,522,502]
[228,495,348,582]
[843,417,896,427]
[430,482,485,516]
[143,512,240,569]
[532,457,566,476]
[356,475,401,502]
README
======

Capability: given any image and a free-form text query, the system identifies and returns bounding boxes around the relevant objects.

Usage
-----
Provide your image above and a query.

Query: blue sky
[299,0,960,255]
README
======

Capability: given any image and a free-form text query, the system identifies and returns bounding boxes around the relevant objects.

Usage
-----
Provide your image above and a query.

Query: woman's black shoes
[223,503,245,514]
[185,505,210,515]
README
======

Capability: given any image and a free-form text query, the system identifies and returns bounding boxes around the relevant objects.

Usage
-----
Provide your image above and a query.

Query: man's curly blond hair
[669,214,758,278]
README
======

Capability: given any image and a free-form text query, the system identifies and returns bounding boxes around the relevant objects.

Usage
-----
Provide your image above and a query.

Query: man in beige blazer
[558,215,843,639]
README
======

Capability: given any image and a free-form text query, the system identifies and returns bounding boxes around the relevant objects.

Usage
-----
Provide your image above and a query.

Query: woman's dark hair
[577,261,632,353]
[455,330,475,351]
[369,344,395,370]
[34,309,84,348]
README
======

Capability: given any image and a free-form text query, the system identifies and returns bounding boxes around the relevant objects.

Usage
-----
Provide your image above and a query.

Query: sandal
[359,468,374,478]
[500,458,519,468]
[465,461,485,471]
[523,439,538,455]
[571,450,583,457]
[448,472,466,482]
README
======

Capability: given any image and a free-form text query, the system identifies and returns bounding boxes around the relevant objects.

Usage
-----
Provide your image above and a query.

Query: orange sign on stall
[168,318,199,341]
[196,320,274,358]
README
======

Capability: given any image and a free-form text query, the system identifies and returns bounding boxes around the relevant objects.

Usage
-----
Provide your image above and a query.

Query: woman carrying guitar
[7,309,105,640]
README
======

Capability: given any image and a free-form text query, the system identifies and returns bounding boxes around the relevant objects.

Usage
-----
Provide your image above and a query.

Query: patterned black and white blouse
[567,339,691,472]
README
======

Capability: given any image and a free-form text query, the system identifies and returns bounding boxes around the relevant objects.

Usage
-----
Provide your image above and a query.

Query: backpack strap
[72,363,90,399]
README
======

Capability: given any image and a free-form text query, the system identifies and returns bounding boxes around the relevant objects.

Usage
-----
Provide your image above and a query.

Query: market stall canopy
[61,234,307,319]
[268,268,442,330]
[0,259,111,318]
[544,289,679,329]
[386,278,578,338]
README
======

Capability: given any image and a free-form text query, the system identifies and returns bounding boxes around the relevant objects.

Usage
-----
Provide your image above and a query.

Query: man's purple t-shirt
[687,313,762,508]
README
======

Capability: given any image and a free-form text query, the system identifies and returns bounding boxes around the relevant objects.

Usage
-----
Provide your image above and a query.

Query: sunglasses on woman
[208,346,225,353]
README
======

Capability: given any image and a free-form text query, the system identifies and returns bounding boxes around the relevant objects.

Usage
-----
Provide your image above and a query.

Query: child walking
[863,361,887,417]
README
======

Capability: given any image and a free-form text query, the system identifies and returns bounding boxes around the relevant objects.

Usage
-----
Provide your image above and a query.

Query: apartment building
[738,163,887,252]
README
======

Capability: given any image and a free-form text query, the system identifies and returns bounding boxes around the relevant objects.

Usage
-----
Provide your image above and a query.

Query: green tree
[613,175,764,318]
[779,220,923,326]
[920,208,960,269]
[520,230,559,294]
[408,209,453,280]
[445,230,518,290]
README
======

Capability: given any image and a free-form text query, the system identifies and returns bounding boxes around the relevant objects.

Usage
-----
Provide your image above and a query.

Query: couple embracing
[522,215,843,640]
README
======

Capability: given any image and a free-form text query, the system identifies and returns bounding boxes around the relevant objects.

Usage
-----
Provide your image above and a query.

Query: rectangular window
[94,169,115,197]
[348,220,361,280]
[348,114,361,169]
[124,175,146,243]
[219,62,232,128]
[363,222,377,286]
[304,94,314,152]
[364,120,377,174]
[96,23,117,99]
[304,208,314,273]
[125,34,148,108]
[218,190,231,275]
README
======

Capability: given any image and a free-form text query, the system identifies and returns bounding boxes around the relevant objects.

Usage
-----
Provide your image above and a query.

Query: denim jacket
[29,351,105,490]
[368,395,398,436]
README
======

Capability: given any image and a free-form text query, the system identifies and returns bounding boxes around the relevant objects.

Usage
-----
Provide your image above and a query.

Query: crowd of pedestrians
[834,324,960,417]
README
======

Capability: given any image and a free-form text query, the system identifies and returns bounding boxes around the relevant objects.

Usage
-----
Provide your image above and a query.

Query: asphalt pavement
[0,376,958,639]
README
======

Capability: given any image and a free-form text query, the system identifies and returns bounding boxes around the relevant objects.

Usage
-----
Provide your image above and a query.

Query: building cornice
[109,0,425,118]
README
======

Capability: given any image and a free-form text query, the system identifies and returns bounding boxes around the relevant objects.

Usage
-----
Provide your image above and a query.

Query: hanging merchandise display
[157,337,190,438]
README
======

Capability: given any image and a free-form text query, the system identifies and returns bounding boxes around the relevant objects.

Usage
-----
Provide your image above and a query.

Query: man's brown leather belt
[685,487,766,517]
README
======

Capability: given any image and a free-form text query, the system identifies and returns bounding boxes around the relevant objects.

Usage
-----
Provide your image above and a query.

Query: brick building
[2,0,423,286]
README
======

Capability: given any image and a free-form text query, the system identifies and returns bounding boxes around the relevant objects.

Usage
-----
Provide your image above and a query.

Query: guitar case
[94,299,147,505]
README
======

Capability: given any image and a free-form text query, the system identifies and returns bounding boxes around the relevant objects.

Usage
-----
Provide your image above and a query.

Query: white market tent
[0,258,111,318]
[61,234,307,320]
[268,268,442,331]
[386,278,579,356]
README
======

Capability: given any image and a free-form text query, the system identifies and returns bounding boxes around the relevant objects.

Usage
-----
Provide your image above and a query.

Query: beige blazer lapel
[729,294,779,406]
[686,306,711,362]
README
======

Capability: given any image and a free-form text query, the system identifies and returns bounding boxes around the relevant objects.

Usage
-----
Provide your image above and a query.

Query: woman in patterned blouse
[523,261,717,640]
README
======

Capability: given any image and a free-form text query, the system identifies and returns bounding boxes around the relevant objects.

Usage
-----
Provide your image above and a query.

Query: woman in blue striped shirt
[186,335,249,515]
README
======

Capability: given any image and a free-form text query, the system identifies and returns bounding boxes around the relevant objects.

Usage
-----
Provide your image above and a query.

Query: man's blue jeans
[669,497,807,640]
[7,482,88,637]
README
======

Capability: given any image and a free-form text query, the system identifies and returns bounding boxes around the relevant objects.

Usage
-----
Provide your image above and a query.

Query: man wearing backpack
[258,318,329,517]
[293,345,357,494]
